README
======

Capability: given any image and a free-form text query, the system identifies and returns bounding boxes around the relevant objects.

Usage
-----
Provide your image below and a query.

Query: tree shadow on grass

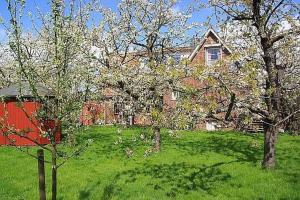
[78,181,101,200]
[101,175,122,200]
[171,135,262,164]
[115,161,234,198]
[77,178,122,200]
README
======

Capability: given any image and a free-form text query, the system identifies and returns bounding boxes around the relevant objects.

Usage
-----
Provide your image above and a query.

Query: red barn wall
[0,100,61,146]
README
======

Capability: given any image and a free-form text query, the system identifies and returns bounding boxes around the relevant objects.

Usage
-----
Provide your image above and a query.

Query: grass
[0,126,299,200]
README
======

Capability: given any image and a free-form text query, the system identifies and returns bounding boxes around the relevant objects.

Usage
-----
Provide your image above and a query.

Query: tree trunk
[153,126,161,152]
[37,149,46,200]
[262,121,278,169]
[51,149,57,200]
[260,42,281,169]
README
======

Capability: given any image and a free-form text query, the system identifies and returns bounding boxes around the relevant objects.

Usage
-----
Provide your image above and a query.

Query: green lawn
[0,126,299,200]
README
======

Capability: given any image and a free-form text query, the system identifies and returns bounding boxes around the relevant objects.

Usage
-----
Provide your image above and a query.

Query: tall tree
[2,0,94,199]
[209,0,300,168]
[91,0,195,152]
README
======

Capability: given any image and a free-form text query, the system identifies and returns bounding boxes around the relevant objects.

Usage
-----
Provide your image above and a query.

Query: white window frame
[171,53,182,64]
[171,91,180,101]
[205,47,221,66]
[139,57,147,68]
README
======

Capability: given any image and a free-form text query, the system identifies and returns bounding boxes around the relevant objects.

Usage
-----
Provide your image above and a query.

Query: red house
[0,83,61,146]
[81,29,233,129]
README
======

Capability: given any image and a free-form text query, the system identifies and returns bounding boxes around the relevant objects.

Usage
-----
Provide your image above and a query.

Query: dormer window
[206,47,221,66]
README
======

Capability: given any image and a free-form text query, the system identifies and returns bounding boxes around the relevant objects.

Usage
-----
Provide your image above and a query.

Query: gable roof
[188,28,232,61]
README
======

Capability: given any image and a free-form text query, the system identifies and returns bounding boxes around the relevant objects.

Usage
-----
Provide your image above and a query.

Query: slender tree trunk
[262,120,278,169]
[153,126,161,152]
[37,149,46,200]
[51,149,57,200]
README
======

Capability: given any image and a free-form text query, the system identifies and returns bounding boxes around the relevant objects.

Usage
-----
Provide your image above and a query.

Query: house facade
[80,29,233,130]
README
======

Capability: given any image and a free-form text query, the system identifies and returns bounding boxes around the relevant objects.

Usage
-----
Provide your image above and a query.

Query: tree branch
[275,108,300,127]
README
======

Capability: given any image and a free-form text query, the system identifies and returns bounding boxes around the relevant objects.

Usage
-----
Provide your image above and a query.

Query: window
[171,53,182,64]
[114,103,123,115]
[206,48,221,66]
[171,91,180,101]
[139,57,147,66]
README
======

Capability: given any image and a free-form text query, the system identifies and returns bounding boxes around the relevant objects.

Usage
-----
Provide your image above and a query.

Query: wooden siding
[0,100,61,146]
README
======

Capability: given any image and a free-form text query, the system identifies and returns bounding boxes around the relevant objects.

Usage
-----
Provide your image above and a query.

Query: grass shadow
[115,161,234,197]
[78,181,101,200]
[170,134,262,164]
[101,175,122,200]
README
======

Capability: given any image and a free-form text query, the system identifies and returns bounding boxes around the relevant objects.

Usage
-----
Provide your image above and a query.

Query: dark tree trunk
[153,126,161,152]
[262,119,278,169]
[37,149,46,200]
[225,93,236,121]
[260,41,281,169]
[51,149,57,200]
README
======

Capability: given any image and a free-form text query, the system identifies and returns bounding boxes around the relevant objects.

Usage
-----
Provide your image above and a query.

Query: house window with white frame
[171,53,182,64]
[206,47,221,66]
[139,57,147,68]
[171,90,180,101]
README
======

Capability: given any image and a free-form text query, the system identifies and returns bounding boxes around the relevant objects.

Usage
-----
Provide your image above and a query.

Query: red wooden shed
[0,83,61,146]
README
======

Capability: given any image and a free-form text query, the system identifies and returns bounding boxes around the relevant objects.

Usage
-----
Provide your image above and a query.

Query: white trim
[204,44,221,48]
[208,29,232,54]
[188,38,206,61]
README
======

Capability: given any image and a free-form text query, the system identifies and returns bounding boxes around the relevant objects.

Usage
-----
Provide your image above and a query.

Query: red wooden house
[0,83,61,146]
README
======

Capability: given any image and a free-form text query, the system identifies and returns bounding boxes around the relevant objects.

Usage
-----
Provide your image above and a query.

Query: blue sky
[0,0,212,24]
[0,0,299,42]
[0,0,213,42]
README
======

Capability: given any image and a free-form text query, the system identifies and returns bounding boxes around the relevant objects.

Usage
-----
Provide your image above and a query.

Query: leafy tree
[91,0,195,152]
[1,0,94,199]
[209,0,300,168]
[0,45,14,87]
